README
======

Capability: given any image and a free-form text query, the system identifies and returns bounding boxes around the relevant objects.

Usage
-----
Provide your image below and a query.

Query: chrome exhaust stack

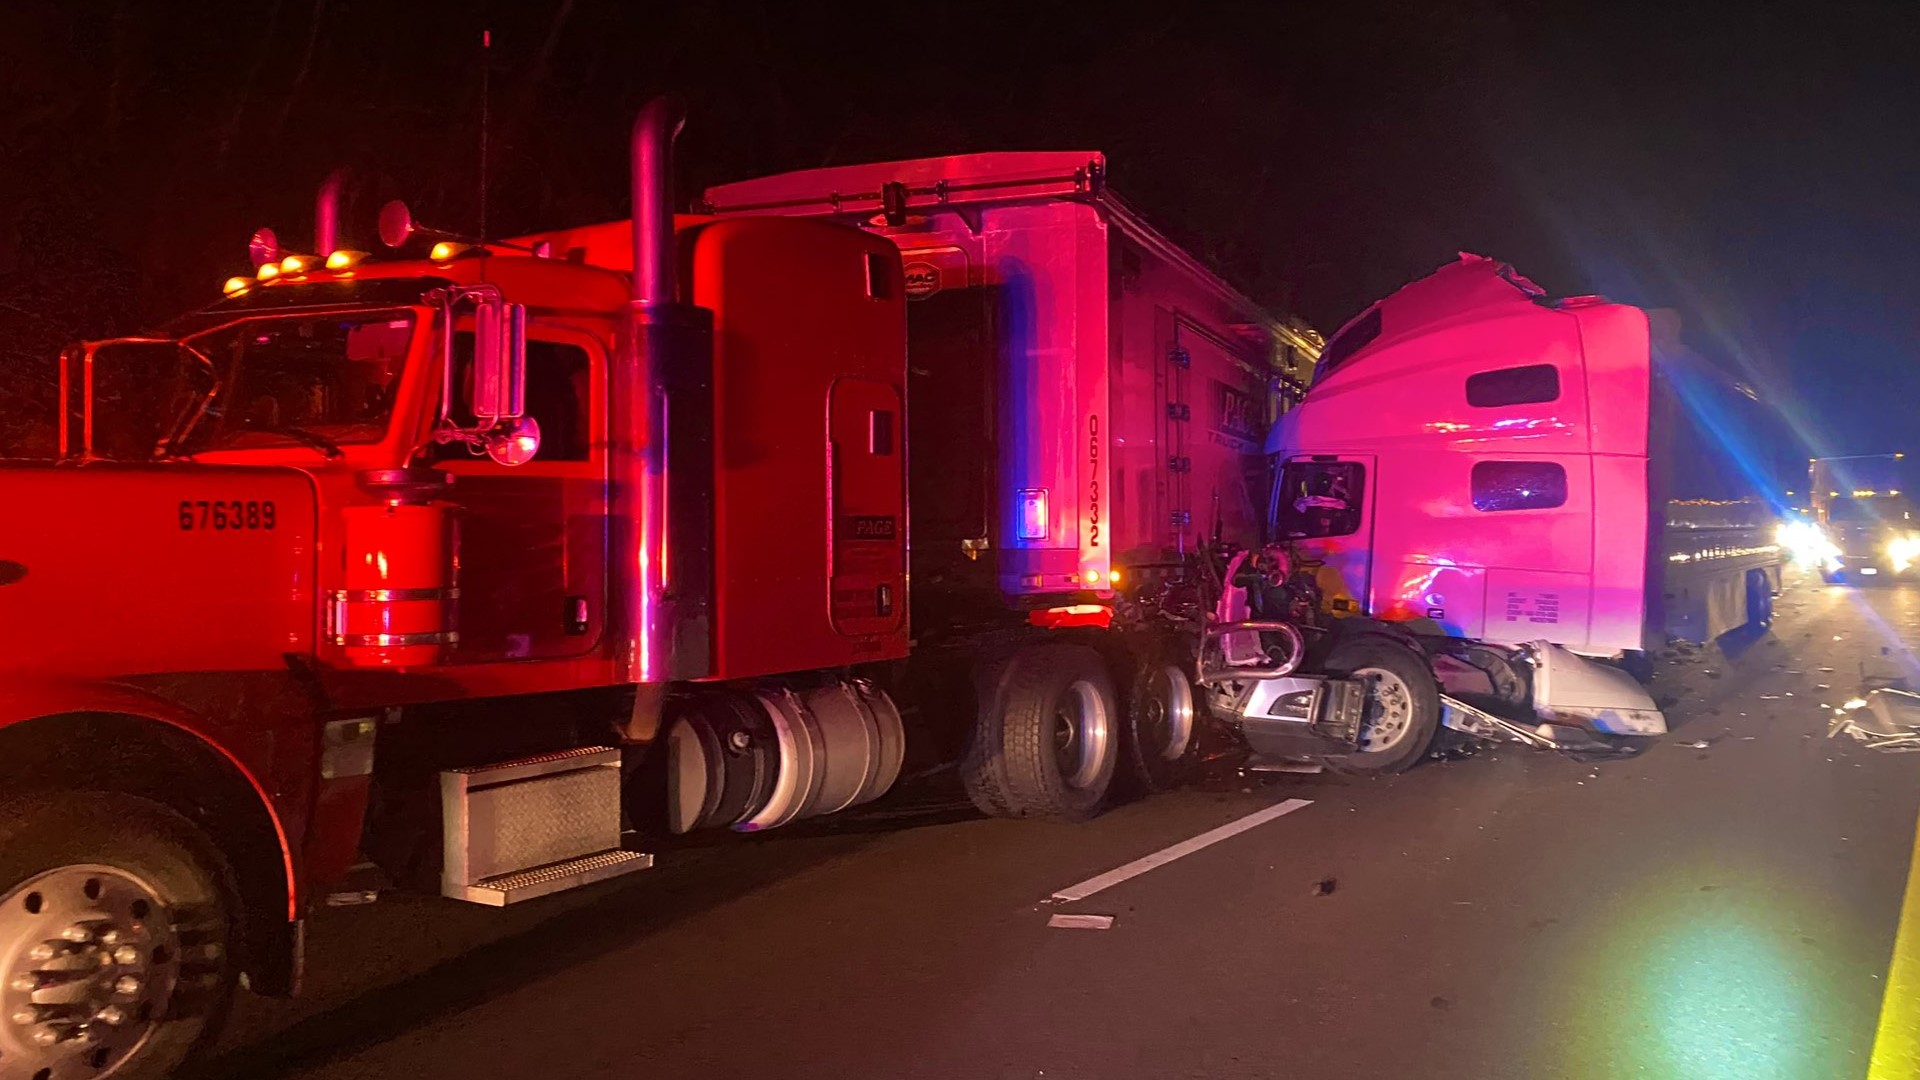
[315,169,344,254]
[612,97,714,718]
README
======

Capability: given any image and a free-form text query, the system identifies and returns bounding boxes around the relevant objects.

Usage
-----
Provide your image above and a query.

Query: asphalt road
[197,574,1920,1080]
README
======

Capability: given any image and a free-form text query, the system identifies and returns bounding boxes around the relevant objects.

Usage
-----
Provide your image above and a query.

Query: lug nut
[99,928,123,945]
[10,1008,38,1026]
[27,943,56,962]
[58,924,95,944]
[95,1005,127,1027]
[111,946,139,967]
[10,974,38,992]
[113,975,141,996]
[29,1026,62,1047]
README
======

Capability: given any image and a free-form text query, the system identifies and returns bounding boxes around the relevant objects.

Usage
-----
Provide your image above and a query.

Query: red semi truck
[0,102,1349,1078]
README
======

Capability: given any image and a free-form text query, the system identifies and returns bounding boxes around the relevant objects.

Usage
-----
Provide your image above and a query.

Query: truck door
[1272,455,1375,617]
[435,328,607,662]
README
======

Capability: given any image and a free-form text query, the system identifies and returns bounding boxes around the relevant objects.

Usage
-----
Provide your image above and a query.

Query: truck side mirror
[469,300,527,423]
[484,415,542,466]
[425,286,537,466]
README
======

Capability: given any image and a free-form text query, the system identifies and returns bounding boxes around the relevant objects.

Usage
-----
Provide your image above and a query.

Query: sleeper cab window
[1471,460,1567,512]
[1466,363,1560,408]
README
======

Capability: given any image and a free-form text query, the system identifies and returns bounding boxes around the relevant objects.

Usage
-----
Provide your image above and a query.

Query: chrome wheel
[1143,665,1196,763]
[1352,665,1416,753]
[0,865,182,1079]
[1054,677,1115,790]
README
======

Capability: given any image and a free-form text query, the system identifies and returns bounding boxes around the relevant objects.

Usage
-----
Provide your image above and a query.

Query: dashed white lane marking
[1047,798,1313,903]
[1047,914,1115,930]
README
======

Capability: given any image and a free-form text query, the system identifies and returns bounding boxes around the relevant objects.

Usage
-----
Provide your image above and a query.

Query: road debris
[1827,688,1920,752]
[1245,760,1326,774]
[1047,914,1115,930]
[1312,877,1339,896]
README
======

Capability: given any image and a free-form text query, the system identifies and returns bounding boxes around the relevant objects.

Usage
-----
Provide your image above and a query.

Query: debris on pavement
[1827,688,1920,752]
[1244,760,1326,774]
[1312,877,1339,896]
[1047,914,1115,930]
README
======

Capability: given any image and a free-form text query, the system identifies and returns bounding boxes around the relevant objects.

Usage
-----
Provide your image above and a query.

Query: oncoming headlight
[1778,521,1841,571]
[1887,533,1920,573]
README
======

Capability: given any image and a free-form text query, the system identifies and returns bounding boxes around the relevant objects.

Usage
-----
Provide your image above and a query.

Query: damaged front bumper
[1441,641,1667,753]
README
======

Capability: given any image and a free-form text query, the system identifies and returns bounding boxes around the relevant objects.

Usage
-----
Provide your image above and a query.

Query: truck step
[450,849,655,907]
[440,746,652,905]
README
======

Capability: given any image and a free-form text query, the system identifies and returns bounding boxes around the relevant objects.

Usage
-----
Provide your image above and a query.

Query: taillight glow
[1029,604,1113,629]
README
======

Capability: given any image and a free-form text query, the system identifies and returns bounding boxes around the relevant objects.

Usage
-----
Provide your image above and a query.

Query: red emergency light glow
[1029,604,1113,629]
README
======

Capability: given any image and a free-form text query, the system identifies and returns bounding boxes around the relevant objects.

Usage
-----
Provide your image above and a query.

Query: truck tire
[0,792,237,1080]
[961,644,1119,821]
[1319,637,1441,774]
[1123,652,1203,794]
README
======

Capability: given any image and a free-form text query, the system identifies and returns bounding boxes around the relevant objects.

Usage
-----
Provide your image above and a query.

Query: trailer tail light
[1030,604,1112,630]
[333,486,459,667]
[1018,488,1049,541]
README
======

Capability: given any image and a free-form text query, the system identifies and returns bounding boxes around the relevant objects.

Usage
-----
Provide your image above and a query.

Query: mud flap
[1529,641,1667,735]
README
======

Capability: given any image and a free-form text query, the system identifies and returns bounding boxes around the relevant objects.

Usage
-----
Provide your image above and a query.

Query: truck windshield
[1828,497,1913,525]
[175,309,415,455]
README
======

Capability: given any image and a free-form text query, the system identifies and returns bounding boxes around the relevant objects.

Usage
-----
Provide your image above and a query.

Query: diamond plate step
[450,849,655,907]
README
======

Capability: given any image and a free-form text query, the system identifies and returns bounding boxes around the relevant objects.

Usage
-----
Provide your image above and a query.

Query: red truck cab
[0,101,912,1079]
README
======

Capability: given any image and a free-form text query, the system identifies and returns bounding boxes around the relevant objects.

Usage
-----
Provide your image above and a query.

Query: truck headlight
[1778,521,1841,571]
[1888,534,1920,573]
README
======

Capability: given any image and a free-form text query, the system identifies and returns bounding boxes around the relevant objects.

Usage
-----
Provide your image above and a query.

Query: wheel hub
[1353,667,1415,754]
[1,866,180,1078]
[1054,678,1114,790]
[1147,666,1194,763]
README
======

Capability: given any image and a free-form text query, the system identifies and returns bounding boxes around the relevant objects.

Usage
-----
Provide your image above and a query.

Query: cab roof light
[256,261,281,281]
[279,254,317,274]
[223,276,251,297]
[429,241,471,262]
[325,249,369,270]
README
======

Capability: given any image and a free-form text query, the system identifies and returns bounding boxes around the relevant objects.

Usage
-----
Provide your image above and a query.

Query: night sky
[4,1,1916,472]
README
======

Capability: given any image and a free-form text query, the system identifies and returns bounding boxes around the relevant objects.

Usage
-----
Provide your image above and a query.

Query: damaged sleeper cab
[1239,254,1667,764]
